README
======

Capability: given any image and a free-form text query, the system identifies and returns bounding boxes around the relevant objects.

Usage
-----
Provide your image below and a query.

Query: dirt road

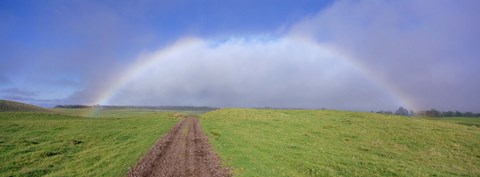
[128,117,231,177]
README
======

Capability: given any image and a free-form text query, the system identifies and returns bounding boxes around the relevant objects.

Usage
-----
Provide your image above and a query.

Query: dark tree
[443,111,454,117]
[454,110,463,117]
[426,109,441,117]
[395,106,410,116]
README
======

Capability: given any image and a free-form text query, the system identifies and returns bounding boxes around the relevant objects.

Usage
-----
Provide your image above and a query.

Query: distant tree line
[375,106,414,116]
[416,109,480,117]
[374,106,480,117]
[55,105,91,108]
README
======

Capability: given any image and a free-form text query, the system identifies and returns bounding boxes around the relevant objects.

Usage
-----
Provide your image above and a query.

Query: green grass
[201,108,480,177]
[0,110,178,176]
[423,117,480,128]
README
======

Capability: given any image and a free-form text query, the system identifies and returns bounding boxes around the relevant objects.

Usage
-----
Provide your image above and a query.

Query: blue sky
[1,0,479,112]
[0,0,331,94]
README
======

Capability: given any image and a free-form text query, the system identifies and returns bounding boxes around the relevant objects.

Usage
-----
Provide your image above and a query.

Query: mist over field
[1,0,479,112]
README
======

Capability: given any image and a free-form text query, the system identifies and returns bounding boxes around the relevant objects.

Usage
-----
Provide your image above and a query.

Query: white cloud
[105,37,399,111]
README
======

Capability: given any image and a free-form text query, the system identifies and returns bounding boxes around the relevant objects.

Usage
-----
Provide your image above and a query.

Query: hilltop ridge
[0,100,50,112]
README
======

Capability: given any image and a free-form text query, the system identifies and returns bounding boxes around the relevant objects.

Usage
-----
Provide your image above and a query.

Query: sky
[1,0,479,112]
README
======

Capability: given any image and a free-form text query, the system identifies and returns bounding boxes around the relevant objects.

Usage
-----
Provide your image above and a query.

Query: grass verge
[0,111,178,176]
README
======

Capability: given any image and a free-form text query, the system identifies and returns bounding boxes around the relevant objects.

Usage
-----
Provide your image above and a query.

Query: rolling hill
[0,100,49,112]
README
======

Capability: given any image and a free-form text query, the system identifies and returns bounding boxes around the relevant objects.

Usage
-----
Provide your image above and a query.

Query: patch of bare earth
[128,117,231,177]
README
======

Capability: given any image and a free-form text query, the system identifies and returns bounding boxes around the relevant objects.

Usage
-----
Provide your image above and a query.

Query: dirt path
[128,117,231,177]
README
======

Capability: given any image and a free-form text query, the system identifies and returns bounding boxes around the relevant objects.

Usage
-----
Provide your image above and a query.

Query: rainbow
[89,37,416,116]
[89,38,204,116]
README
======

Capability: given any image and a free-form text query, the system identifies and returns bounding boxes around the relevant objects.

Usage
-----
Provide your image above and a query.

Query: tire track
[128,117,231,177]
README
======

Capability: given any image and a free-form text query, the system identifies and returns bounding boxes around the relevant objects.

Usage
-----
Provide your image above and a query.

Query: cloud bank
[104,37,399,111]
[290,0,480,111]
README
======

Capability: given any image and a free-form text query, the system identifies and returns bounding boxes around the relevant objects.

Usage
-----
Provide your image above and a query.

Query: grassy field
[201,108,480,177]
[0,110,178,176]
[53,107,213,118]
[423,117,480,128]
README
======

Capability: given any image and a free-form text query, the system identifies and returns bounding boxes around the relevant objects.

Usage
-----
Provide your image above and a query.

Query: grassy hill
[0,100,49,112]
[0,110,178,176]
[201,108,480,177]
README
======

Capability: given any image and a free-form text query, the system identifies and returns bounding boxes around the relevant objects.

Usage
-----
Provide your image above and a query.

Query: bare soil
[128,117,231,177]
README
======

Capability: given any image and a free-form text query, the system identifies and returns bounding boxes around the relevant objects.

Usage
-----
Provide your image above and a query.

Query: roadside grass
[201,108,480,177]
[0,111,178,176]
